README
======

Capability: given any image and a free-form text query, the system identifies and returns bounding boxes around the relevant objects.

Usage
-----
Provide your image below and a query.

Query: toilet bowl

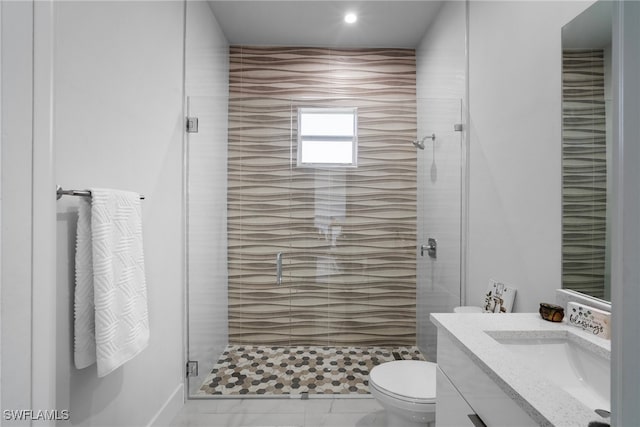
[369,360,436,427]
[368,297,508,425]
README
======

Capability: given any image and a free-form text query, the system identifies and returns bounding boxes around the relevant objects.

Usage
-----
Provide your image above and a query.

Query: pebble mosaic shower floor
[197,345,425,396]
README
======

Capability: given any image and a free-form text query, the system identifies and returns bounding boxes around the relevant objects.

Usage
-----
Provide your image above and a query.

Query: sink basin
[488,331,610,413]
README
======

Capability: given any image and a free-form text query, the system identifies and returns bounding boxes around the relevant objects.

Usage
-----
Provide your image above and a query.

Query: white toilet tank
[453,306,483,313]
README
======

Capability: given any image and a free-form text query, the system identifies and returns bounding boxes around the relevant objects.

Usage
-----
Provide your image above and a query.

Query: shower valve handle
[420,238,437,258]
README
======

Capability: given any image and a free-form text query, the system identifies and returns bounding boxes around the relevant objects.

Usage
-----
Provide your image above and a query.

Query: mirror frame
[560,0,613,302]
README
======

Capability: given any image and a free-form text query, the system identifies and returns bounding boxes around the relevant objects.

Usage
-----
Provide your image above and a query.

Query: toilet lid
[369,360,436,402]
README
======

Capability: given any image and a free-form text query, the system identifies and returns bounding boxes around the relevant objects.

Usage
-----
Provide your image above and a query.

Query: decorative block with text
[567,302,611,339]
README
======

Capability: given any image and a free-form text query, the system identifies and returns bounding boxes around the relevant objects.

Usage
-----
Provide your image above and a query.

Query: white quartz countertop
[430,313,611,427]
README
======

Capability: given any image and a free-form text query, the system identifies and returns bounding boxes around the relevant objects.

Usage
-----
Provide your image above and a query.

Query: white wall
[415,1,466,361]
[54,1,185,425]
[2,2,63,422]
[611,1,640,424]
[1,0,35,416]
[184,1,229,396]
[467,0,593,313]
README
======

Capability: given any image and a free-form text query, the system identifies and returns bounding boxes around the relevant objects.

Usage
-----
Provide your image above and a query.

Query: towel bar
[56,185,145,200]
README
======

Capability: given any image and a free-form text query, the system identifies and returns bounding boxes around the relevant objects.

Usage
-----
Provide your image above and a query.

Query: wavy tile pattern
[561,49,607,299]
[228,46,417,346]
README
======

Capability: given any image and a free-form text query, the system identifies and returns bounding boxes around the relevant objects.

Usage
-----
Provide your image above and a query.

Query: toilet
[369,283,517,426]
[453,305,483,313]
[368,360,436,427]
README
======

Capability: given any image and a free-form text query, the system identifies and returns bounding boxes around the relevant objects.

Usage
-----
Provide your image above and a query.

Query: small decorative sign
[567,302,611,339]
[483,280,516,313]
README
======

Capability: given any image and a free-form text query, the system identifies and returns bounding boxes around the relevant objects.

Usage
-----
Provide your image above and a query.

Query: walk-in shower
[185,45,464,399]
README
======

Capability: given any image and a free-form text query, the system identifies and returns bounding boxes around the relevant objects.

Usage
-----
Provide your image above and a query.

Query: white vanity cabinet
[432,313,612,426]
[436,366,479,426]
[436,330,537,427]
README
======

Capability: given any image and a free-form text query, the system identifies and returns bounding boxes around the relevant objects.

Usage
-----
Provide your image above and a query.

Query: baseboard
[146,382,184,427]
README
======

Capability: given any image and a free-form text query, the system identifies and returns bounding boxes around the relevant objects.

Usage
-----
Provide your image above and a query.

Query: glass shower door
[285,97,419,349]
[186,95,229,396]
[226,96,420,351]
[219,94,421,351]
[186,95,463,397]
[416,98,464,362]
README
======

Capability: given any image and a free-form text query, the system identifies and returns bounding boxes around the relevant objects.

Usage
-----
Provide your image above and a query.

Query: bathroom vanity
[431,313,611,427]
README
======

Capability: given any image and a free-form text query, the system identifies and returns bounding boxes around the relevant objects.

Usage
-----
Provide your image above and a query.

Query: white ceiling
[207,1,445,48]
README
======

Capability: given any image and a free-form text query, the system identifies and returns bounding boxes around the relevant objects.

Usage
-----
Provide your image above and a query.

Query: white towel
[74,188,149,377]
[74,196,96,369]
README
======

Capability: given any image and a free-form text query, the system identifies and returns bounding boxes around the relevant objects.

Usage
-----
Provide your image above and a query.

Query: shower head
[412,133,436,150]
[412,139,425,150]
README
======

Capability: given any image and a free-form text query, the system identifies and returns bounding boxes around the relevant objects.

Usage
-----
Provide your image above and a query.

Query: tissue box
[567,302,611,339]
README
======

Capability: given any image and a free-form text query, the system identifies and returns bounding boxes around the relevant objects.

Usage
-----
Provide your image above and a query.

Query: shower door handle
[276,252,283,285]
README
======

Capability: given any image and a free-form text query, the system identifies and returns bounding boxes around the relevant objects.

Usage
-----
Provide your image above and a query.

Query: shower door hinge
[454,123,464,132]
[186,117,199,133]
[186,360,199,377]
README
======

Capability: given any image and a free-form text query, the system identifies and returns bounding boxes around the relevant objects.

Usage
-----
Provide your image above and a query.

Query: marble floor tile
[170,398,386,427]
[304,411,386,427]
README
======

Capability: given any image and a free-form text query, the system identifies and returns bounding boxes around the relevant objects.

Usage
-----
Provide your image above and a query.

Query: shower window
[297,107,358,167]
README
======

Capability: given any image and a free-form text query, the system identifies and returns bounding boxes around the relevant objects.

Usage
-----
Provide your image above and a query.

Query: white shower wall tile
[415,0,466,362]
[185,1,229,97]
[416,1,466,100]
[415,99,464,362]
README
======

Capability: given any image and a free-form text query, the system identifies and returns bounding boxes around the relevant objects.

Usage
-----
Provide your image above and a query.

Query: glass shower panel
[187,95,464,397]
[226,95,294,347]
[416,98,464,362]
[186,96,229,396]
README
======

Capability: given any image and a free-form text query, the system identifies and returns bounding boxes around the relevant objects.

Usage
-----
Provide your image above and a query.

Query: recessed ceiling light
[344,12,357,24]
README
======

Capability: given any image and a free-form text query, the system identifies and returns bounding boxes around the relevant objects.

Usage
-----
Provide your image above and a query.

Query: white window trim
[297,107,358,168]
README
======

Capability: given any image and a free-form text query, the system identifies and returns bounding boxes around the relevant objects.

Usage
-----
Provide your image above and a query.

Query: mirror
[561,0,613,301]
